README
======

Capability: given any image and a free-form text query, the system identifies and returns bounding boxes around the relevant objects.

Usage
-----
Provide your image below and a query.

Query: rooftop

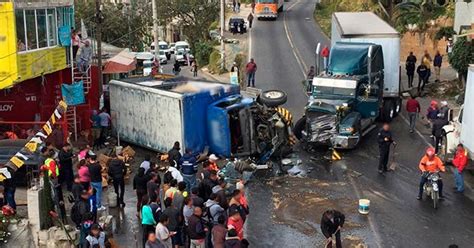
[333,12,398,37]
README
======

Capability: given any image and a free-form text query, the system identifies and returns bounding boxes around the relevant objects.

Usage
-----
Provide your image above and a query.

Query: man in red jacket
[245,58,257,87]
[406,95,421,133]
[453,144,468,193]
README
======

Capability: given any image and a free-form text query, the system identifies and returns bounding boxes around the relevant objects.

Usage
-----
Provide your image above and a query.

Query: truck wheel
[293,116,306,140]
[382,100,394,122]
[440,134,448,164]
[260,90,287,107]
[393,98,402,117]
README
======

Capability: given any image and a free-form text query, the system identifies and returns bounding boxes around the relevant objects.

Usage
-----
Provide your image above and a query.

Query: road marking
[283,0,307,77]
[399,113,431,146]
[348,176,383,248]
[248,23,253,59]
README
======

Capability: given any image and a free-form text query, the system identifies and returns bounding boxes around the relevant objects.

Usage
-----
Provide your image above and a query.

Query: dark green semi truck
[294,12,401,149]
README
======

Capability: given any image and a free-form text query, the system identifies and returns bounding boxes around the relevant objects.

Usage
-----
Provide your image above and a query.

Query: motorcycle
[422,171,441,209]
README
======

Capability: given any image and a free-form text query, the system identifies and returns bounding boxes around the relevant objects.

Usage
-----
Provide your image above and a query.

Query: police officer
[377,123,394,174]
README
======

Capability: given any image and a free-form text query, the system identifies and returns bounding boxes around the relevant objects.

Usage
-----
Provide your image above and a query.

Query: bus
[255,0,284,20]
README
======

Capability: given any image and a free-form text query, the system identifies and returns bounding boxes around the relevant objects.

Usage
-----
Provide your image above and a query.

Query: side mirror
[448,109,454,122]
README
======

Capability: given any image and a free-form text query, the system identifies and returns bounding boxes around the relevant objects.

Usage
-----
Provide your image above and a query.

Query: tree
[74,0,152,50]
[157,0,219,48]
[448,37,474,87]
[393,0,447,45]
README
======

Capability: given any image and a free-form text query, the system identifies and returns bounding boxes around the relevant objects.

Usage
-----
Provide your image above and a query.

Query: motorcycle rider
[417,147,445,200]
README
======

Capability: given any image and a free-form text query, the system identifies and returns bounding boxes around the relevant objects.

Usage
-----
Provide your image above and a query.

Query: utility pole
[95,0,103,95]
[220,0,225,70]
[152,0,159,62]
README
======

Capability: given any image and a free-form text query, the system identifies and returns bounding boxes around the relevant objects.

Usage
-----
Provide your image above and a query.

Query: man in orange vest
[417,147,445,200]
[452,144,468,193]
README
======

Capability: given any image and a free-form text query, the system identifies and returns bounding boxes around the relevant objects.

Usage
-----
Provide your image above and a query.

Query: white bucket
[358,199,370,214]
[108,191,118,208]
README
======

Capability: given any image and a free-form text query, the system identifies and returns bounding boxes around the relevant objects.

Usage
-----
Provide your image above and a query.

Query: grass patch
[313,0,378,37]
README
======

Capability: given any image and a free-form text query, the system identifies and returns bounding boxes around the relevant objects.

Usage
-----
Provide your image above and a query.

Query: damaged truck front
[109,78,292,161]
[294,42,384,149]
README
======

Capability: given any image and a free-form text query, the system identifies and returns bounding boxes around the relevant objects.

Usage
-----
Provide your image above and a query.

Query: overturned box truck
[109,77,293,162]
[294,12,402,149]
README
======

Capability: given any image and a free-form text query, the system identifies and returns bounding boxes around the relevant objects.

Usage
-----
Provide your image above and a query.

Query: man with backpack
[71,190,94,247]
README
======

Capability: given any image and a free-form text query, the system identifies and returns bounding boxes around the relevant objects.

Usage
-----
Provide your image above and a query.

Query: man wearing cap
[417,147,445,200]
[207,154,219,172]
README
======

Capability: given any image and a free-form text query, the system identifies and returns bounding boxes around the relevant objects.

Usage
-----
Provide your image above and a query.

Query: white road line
[248,24,253,59]
[399,113,431,146]
[348,176,383,248]
[283,1,307,77]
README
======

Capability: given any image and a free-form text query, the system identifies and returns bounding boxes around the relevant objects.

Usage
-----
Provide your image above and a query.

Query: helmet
[426,147,435,157]
[430,100,438,106]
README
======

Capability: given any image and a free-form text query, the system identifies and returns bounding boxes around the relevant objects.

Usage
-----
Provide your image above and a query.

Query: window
[47,9,57,46]
[36,9,47,48]
[16,8,61,52]
[15,10,26,51]
[25,10,38,50]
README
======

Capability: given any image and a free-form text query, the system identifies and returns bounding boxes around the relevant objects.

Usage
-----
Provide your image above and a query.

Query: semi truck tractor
[294,12,402,149]
[109,77,293,162]
[441,65,474,162]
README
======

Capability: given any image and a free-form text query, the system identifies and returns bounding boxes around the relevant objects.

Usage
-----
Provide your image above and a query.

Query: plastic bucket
[358,199,370,214]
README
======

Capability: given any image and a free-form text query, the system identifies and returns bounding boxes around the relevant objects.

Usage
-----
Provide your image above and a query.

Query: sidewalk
[399,62,458,93]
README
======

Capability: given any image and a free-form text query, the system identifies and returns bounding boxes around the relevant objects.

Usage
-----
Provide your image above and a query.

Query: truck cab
[295,42,384,149]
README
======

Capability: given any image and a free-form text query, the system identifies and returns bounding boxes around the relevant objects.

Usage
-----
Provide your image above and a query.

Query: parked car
[175,41,190,53]
[175,49,194,65]
[0,139,41,186]
[151,41,171,60]
[169,43,176,54]
[229,17,247,34]
[159,50,167,64]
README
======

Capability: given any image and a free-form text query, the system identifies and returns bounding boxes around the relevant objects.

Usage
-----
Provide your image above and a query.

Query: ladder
[67,65,92,141]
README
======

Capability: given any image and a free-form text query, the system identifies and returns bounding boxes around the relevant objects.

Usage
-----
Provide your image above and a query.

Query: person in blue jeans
[452,144,467,193]
[179,148,198,192]
[87,153,105,210]
[4,179,16,209]
[245,58,257,87]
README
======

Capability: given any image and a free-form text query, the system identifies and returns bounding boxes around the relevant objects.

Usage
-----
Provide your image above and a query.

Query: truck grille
[307,112,336,143]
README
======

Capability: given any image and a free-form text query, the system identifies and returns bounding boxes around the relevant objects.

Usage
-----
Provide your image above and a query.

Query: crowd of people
[405,50,444,94]
[131,141,250,248]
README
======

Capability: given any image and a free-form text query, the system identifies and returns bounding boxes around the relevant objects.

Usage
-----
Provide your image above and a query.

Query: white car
[175,41,190,53]
[158,50,167,64]
[151,41,171,60]
[174,49,194,65]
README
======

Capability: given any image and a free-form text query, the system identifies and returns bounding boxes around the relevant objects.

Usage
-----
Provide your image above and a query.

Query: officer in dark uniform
[377,123,394,174]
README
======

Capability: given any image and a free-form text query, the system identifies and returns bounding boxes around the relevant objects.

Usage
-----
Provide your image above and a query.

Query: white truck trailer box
[109,78,239,153]
[331,12,400,97]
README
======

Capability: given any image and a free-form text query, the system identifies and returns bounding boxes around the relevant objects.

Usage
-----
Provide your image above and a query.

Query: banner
[61,81,85,106]
[0,100,68,181]
[58,25,72,46]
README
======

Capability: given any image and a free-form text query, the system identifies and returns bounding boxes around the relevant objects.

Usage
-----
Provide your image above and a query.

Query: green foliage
[157,0,219,46]
[209,20,219,31]
[74,0,152,50]
[393,1,446,35]
[434,26,455,40]
[234,53,246,86]
[208,50,223,74]
[313,0,377,36]
[194,41,214,66]
[448,37,474,81]
[40,174,54,230]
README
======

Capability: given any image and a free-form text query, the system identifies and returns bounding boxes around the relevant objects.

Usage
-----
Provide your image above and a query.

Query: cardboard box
[122,146,135,157]
[98,154,111,167]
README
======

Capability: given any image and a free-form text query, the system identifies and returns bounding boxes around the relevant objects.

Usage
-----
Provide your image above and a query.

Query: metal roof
[333,12,398,37]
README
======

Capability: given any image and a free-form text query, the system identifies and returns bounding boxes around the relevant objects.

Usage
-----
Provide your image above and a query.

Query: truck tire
[440,133,448,164]
[260,90,287,107]
[394,98,402,117]
[382,100,394,122]
[293,116,306,140]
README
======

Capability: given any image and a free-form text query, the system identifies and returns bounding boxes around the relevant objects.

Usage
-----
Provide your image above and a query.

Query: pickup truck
[294,12,402,149]
[109,78,293,162]
[441,65,474,162]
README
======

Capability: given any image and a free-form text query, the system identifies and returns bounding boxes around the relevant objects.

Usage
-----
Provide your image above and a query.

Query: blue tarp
[61,81,85,106]
[58,26,71,46]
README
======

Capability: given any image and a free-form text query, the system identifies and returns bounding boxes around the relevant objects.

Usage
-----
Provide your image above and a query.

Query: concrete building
[454,0,474,36]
